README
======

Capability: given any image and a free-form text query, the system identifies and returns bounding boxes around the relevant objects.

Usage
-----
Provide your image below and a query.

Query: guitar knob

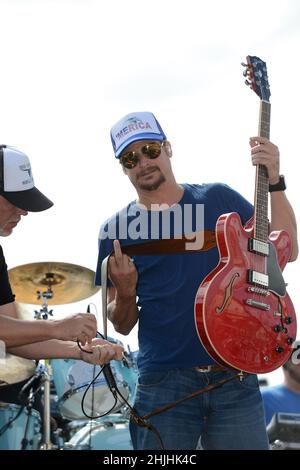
[274,325,282,333]
[285,316,293,324]
[275,346,284,353]
[287,337,294,345]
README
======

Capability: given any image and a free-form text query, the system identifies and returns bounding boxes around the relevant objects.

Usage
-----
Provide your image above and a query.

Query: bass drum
[64,414,133,450]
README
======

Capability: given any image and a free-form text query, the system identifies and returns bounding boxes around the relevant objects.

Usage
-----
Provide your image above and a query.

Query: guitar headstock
[242,55,271,102]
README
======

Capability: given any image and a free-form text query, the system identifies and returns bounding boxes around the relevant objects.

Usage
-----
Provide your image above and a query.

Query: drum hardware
[39,363,53,450]
[17,362,54,450]
[34,288,53,320]
[8,261,100,305]
[20,389,36,450]
[18,364,50,450]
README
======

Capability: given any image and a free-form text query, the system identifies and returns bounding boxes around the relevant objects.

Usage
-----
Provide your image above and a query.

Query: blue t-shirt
[95,183,253,373]
[261,384,300,425]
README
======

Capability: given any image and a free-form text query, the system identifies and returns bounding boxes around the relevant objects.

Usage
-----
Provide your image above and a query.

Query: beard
[136,167,166,191]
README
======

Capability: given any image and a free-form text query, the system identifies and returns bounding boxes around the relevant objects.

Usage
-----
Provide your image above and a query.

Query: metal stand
[35,286,54,450]
[40,363,53,450]
[35,288,53,320]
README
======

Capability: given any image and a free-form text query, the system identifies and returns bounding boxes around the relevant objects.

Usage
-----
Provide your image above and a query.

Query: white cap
[0,145,53,212]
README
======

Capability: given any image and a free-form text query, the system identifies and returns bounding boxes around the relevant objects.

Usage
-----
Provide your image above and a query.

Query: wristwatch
[269,175,286,192]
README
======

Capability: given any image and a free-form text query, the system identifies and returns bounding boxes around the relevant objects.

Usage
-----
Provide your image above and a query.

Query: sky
[1,0,300,385]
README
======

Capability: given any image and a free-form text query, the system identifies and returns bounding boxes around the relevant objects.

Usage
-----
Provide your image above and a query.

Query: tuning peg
[243,69,251,77]
[241,62,248,67]
[245,79,252,87]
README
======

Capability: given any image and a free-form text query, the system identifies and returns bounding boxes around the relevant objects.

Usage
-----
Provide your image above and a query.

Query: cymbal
[8,261,100,305]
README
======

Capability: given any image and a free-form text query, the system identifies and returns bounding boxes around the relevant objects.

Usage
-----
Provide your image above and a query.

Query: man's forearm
[8,339,81,360]
[0,315,59,348]
[107,293,139,335]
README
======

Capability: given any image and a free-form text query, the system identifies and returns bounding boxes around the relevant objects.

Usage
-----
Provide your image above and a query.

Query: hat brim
[2,186,53,212]
[115,134,165,158]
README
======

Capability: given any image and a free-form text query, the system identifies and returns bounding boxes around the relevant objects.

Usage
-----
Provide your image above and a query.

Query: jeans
[129,368,269,450]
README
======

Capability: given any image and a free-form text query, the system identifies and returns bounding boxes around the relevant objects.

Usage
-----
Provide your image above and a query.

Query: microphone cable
[76,304,118,420]
[77,330,163,449]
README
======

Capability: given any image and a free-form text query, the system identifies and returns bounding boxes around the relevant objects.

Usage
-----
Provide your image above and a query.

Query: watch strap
[269,175,286,192]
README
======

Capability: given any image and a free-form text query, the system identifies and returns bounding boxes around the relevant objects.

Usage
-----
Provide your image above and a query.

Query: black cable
[79,362,118,420]
[75,306,164,448]
[21,400,33,450]
[77,329,164,448]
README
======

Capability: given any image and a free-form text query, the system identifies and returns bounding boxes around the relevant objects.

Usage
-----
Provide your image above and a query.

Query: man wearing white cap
[0,145,123,362]
[95,112,298,450]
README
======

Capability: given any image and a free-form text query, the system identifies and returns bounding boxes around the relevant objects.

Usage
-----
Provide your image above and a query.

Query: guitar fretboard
[254,100,271,242]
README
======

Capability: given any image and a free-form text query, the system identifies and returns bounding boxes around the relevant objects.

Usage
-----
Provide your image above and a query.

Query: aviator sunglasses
[119,141,166,169]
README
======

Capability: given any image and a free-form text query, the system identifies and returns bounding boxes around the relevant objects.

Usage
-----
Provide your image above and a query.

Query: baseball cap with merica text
[110,112,167,158]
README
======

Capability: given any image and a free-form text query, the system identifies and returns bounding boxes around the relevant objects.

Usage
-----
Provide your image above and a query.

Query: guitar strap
[101,230,216,337]
[120,230,216,256]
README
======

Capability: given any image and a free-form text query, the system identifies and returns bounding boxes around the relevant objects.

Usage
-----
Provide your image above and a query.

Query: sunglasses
[120,141,165,169]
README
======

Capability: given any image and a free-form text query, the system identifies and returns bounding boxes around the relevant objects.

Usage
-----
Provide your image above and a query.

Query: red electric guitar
[194,56,297,373]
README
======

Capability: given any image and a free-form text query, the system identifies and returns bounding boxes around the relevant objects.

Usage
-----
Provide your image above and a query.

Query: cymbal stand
[40,363,53,450]
[33,287,54,449]
[34,288,53,320]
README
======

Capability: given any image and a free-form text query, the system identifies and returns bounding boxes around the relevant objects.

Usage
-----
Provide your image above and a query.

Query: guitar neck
[254,100,271,242]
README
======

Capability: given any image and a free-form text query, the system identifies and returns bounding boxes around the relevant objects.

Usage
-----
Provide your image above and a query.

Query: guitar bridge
[248,269,269,288]
[248,286,269,296]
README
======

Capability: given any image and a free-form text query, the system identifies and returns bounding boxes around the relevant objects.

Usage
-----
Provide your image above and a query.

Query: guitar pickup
[248,269,269,288]
[248,238,269,256]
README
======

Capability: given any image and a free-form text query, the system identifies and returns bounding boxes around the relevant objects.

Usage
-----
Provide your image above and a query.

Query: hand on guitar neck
[250,136,280,185]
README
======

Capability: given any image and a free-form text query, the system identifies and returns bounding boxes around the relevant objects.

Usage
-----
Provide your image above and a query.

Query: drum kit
[0,261,138,451]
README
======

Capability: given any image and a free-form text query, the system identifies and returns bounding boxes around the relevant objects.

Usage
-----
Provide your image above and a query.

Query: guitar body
[194,212,297,373]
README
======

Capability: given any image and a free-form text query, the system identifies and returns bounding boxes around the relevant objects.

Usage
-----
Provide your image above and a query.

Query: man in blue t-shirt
[261,353,300,426]
[95,111,298,450]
